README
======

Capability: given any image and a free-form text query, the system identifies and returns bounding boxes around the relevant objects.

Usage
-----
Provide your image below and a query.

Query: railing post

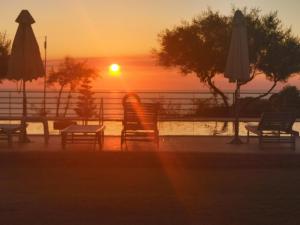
[193,92,195,136]
[9,91,11,117]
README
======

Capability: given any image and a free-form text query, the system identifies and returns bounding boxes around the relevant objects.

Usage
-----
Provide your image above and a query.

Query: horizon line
[45,53,155,61]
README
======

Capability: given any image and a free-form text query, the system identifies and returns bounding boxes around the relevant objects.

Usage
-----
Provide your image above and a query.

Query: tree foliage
[74,77,97,123]
[47,57,97,117]
[47,57,96,90]
[269,86,300,112]
[155,8,300,109]
[0,32,11,79]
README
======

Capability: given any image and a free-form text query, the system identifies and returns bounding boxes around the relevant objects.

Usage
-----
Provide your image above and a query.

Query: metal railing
[0,90,277,121]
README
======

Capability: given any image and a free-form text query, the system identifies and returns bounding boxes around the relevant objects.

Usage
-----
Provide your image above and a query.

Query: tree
[245,12,300,103]
[0,32,11,79]
[269,86,300,112]
[155,10,231,108]
[155,9,300,110]
[47,57,97,117]
[256,35,300,98]
[74,77,97,123]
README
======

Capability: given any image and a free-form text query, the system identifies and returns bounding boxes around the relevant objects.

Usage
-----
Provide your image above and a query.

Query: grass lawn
[0,151,300,225]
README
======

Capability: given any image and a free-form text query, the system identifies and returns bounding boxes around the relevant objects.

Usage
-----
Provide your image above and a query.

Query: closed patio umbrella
[225,10,250,144]
[7,10,45,142]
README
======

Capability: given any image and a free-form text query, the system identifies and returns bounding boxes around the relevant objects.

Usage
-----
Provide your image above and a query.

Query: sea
[1,90,300,136]
[1,56,300,136]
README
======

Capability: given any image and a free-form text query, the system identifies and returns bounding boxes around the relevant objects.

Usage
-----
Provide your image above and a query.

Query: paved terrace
[1,135,299,153]
[1,136,300,225]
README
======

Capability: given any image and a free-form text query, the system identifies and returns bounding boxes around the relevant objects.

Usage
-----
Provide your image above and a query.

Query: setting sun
[109,64,121,76]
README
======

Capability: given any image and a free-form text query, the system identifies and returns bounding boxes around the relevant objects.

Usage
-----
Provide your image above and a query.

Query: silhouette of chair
[61,99,105,150]
[0,116,48,146]
[0,124,24,146]
[245,112,298,150]
[121,93,159,150]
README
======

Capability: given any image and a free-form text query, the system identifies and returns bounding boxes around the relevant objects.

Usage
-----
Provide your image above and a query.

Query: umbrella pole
[229,81,243,144]
[21,80,30,143]
[23,80,27,117]
[43,36,47,116]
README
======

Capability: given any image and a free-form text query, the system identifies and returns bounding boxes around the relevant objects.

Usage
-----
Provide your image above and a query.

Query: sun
[109,63,121,76]
[110,64,120,72]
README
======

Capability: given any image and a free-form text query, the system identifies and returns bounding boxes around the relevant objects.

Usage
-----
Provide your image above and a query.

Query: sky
[1,0,300,91]
[2,0,300,59]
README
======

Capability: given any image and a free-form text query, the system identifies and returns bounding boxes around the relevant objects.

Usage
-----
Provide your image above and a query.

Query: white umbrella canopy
[225,10,250,144]
[225,10,250,82]
[7,10,44,142]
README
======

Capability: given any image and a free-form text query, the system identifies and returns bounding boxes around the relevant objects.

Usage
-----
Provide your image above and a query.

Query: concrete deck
[0,135,299,153]
[1,136,300,225]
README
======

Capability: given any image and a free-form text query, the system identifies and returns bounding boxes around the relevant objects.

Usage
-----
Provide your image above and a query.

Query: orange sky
[2,56,300,92]
[1,1,300,91]
[1,0,300,59]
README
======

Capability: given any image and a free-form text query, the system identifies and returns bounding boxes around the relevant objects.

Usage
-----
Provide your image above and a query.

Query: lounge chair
[0,116,49,145]
[61,99,105,150]
[245,112,298,150]
[0,124,23,146]
[121,93,159,150]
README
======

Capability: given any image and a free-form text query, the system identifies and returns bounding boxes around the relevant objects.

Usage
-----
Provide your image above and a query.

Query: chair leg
[292,135,296,151]
[121,131,126,151]
[247,130,250,143]
[100,130,104,151]
[259,135,263,150]
[102,131,104,148]
[61,132,66,150]
[120,136,123,151]
[7,133,12,147]
[93,134,97,151]
[120,130,123,150]
[43,121,49,145]
[156,134,159,151]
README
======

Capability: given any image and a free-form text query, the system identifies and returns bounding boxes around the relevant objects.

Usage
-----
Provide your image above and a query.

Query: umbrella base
[20,136,31,143]
[20,131,31,143]
[229,136,244,144]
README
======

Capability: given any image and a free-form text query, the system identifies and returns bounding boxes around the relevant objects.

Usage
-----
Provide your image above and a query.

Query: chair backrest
[258,112,296,132]
[124,102,158,130]
[123,99,158,131]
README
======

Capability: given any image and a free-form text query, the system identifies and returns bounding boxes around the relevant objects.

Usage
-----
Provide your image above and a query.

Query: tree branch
[207,75,229,108]
[240,64,261,86]
[242,79,278,111]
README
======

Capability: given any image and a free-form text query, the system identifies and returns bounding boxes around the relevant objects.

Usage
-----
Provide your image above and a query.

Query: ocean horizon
[1,55,300,92]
